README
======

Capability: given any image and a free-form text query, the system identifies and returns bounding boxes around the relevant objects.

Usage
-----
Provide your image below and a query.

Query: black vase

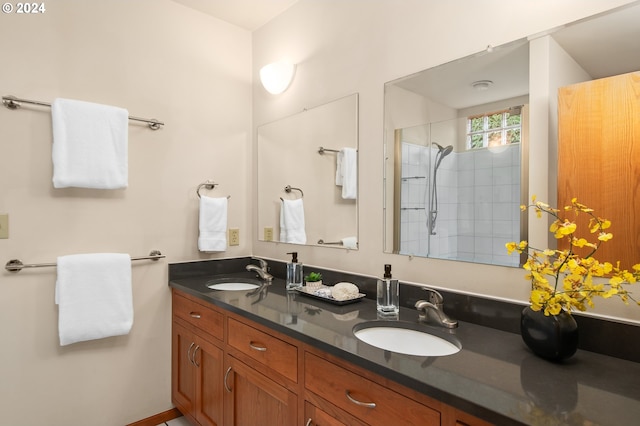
[520,306,578,362]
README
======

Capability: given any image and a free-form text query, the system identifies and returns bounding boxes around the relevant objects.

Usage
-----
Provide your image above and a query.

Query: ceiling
[171,0,299,31]
[392,2,640,110]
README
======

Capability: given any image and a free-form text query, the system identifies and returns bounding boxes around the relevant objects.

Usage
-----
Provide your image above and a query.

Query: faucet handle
[252,257,268,270]
[421,287,443,306]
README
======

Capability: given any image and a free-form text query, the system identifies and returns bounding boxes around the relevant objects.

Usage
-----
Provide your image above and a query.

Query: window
[467,108,521,149]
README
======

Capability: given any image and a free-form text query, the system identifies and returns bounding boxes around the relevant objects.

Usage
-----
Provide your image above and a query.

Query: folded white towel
[280,198,306,244]
[198,196,228,252]
[51,98,129,189]
[55,253,132,346]
[336,148,357,199]
[341,236,358,249]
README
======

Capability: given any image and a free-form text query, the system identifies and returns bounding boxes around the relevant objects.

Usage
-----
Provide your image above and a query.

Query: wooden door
[224,355,297,426]
[558,71,640,269]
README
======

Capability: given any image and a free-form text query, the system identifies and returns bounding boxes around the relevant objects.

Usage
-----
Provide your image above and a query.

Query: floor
[157,416,192,426]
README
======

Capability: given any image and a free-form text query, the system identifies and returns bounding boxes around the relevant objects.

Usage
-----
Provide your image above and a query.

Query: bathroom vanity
[169,258,640,425]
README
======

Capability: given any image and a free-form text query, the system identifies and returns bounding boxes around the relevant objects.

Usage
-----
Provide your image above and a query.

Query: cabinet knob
[249,341,267,352]
[345,390,376,408]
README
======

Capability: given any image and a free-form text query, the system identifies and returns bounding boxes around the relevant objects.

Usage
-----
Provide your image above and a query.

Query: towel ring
[197,181,230,199]
[280,185,304,201]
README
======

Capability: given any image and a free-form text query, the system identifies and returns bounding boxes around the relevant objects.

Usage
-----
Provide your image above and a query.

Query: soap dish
[295,285,365,305]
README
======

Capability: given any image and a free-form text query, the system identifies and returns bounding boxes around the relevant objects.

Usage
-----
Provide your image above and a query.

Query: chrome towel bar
[2,95,164,130]
[5,250,165,273]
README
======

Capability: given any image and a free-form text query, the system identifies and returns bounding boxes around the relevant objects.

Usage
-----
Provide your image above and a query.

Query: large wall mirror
[383,2,640,268]
[383,39,529,267]
[257,94,359,248]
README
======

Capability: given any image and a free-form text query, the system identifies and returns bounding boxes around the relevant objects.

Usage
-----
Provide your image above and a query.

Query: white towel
[280,198,306,244]
[51,98,129,189]
[341,236,358,249]
[198,196,228,252]
[336,148,357,199]
[55,253,133,346]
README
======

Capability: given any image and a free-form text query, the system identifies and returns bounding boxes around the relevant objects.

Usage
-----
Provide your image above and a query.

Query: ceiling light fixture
[471,80,493,91]
[260,61,296,95]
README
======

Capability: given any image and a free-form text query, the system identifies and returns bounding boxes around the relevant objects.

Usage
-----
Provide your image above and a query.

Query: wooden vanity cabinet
[172,292,225,426]
[171,288,493,426]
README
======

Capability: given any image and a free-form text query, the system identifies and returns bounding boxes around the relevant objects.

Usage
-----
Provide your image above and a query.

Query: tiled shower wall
[400,143,520,266]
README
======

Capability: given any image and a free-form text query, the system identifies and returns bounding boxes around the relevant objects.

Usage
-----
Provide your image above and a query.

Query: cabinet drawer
[305,352,440,426]
[173,292,224,341]
[227,317,298,383]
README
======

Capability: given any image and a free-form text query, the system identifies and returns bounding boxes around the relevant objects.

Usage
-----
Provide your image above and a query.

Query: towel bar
[4,250,165,273]
[318,146,340,154]
[317,239,343,245]
[2,95,164,130]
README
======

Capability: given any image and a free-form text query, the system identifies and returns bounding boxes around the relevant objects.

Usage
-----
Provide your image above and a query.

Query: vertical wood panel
[558,71,640,269]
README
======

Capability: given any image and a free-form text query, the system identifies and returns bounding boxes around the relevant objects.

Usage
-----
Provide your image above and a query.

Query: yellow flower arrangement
[506,196,640,316]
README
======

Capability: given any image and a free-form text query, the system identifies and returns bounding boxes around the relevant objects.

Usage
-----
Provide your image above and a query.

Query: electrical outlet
[0,214,8,239]
[264,227,273,241]
[229,228,240,246]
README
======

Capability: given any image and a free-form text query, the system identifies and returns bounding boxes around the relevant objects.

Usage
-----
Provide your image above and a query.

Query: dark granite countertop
[169,261,640,426]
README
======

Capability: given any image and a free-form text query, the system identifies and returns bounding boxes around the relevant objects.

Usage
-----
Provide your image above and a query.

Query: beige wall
[252,0,640,322]
[0,1,251,424]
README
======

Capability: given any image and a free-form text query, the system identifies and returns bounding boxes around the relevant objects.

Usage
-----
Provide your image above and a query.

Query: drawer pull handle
[345,390,376,408]
[224,367,233,393]
[305,419,313,426]
[187,342,196,365]
[249,341,267,352]
[193,345,200,367]
[189,312,201,319]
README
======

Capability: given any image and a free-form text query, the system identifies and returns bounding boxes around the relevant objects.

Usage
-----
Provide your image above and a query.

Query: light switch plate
[0,214,8,239]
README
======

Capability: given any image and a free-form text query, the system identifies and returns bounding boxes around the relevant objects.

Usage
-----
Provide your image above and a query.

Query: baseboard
[126,408,182,426]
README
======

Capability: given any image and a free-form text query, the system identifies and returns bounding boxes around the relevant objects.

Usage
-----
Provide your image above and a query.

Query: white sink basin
[207,282,260,291]
[353,321,461,357]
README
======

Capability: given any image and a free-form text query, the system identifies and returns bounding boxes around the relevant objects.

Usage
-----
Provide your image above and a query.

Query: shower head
[433,142,453,157]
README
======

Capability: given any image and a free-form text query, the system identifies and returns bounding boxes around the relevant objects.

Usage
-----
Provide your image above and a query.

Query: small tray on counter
[294,285,366,305]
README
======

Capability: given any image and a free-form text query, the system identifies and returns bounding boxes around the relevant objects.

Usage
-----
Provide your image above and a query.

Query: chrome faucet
[415,287,458,328]
[246,257,273,283]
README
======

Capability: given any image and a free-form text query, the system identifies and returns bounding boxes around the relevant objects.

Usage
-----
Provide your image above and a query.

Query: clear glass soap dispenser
[377,264,399,315]
[286,251,303,290]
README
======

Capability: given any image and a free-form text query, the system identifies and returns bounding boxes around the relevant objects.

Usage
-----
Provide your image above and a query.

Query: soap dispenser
[377,264,399,315]
[286,252,303,290]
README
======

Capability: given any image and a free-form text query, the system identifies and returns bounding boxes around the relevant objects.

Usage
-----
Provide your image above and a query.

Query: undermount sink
[206,279,260,291]
[353,321,461,357]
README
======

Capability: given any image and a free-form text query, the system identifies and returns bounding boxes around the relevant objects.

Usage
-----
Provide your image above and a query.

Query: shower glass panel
[394,118,521,267]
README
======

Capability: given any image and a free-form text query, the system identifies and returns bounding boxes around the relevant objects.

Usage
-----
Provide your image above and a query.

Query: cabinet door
[224,355,297,426]
[172,322,196,415]
[194,337,224,426]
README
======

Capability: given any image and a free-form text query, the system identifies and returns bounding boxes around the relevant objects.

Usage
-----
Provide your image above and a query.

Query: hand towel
[55,253,132,346]
[341,236,358,249]
[51,98,129,189]
[336,148,357,199]
[198,196,228,252]
[280,198,307,244]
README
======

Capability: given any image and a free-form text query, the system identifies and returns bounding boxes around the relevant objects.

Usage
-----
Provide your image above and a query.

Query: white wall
[252,0,640,322]
[0,1,251,424]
